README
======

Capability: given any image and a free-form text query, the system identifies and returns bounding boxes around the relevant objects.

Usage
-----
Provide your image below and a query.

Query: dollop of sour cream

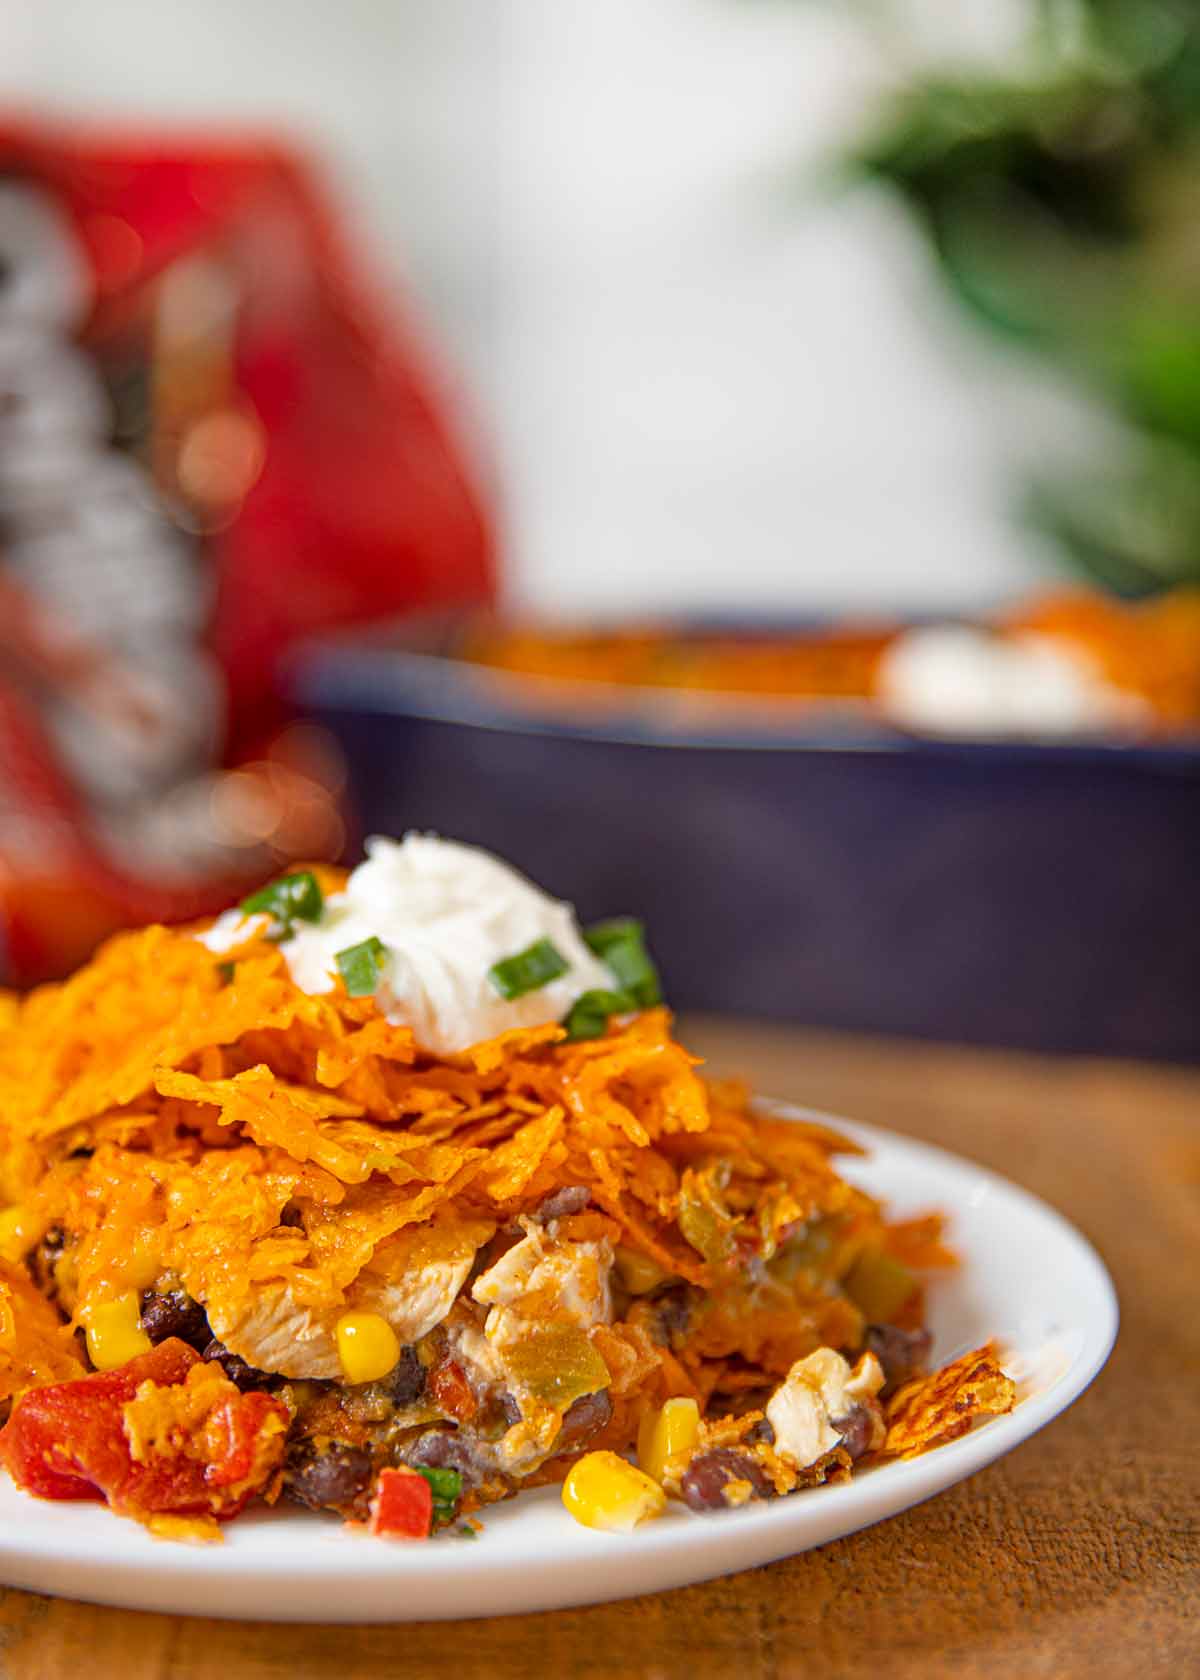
[876,626,1148,739]
[201,834,615,1056]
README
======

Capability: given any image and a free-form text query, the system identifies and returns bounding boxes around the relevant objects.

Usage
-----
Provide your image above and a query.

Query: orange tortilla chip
[883,1342,1017,1459]
[0,1258,87,1399]
[0,909,925,1416]
[155,1067,371,1182]
[883,1213,958,1270]
[476,1108,566,1203]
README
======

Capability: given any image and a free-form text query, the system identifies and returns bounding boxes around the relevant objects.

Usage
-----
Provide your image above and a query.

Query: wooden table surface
[2,1021,1197,1680]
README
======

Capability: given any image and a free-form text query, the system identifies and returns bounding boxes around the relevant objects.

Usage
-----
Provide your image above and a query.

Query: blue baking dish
[291,625,1200,1062]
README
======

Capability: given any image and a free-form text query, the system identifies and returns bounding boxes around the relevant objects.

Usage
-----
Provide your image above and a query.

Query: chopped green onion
[215,961,236,987]
[240,871,324,939]
[583,916,643,957]
[414,1466,462,1503]
[414,1464,462,1524]
[487,938,568,1000]
[584,917,662,1008]
[335,936,388,997]
[563,987,635,1041]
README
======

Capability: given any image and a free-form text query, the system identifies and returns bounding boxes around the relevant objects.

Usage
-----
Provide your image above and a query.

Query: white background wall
[1,0,1082,619]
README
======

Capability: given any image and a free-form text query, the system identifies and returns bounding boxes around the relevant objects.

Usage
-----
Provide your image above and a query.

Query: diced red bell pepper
[368,1467,433,1539]
[0,1337,288,1522]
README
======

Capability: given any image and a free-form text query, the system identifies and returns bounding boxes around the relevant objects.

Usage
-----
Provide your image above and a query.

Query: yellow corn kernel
[561,1450,667,1533]
[613,1245,670,1296]
[85,1292,153,1371]
[637,1396,701,1487]
[335,1311,401,1385]
[0,1206,28,1263]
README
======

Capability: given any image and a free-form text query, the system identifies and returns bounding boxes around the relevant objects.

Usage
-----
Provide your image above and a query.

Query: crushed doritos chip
[883,1343,1017,1458]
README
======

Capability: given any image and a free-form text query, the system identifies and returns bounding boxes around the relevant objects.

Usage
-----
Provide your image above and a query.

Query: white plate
[0,1108,1117,1622]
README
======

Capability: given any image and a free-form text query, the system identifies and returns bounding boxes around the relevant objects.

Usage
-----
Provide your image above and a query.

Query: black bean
[864,1324,933,1394]
[139,1288,211,1352]
[744,1417,775,1446]
[472,1393,518,1441]
[27,1227,65,1295]
[285,1440,373,1512]
[535,1185,591,1222]
[554,1388,612,1452]
[404,1429,479,1487]
[656,1288,691,1347]
[202,1337,274,1392]
[680,1448,773,1512]
[387,1345,426,1408]
[467,1226,523,1286]
[831,1404,875,1460]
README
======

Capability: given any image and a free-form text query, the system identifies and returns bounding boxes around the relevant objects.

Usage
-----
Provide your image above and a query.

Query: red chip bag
[0,124,495,981]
